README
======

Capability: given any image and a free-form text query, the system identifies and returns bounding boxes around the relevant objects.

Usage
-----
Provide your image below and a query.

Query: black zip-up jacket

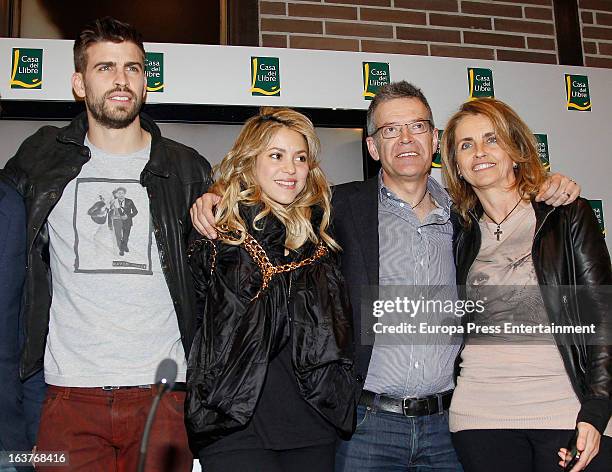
[185,205,356,450]
[454,199,612,433]
[1,112,212,380]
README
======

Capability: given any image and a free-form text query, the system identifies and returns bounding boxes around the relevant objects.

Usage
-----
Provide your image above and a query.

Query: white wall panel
[1,38,610,253]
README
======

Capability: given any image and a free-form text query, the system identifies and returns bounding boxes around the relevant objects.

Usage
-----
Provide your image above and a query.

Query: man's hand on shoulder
[190,193,221,239]
[535,173,580,207]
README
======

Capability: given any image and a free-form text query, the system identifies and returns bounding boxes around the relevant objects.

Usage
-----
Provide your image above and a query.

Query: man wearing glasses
[189,81,580,471]
[331,81,580,471]
[332,81,465,471]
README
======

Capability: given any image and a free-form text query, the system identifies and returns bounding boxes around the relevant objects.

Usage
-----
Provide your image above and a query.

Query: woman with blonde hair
[441,98,611,472]
[185,107,355,471]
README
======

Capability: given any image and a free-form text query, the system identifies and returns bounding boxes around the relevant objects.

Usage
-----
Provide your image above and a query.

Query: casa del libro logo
[363,62,390,100]
[10,48,43,89]
[467,67,494,99]
[565,74,591,111]
[534,134,550,170]
[251,56,280,96]
[588,200,606,237]
[145,52,164,92]
[432,129,444,168]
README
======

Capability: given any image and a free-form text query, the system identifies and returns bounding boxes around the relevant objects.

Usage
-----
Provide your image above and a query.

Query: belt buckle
[102,385,120,391]
[401,397,419,417]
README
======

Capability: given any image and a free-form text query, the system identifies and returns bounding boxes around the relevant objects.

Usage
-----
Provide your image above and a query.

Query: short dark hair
[366,81,434,135]
[73,17,145,73]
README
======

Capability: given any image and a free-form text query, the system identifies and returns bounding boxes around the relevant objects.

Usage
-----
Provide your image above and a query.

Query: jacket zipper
[287,273,293,323]
[533,207,587,375]
[561,294,586,374]
[532,206,554,241]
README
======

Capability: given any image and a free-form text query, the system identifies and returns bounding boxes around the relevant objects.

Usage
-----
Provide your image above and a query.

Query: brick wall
[580,0,612,68]
[260,0,560,64]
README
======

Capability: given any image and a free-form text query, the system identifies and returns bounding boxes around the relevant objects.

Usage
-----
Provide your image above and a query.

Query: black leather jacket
[1,112,212,380]
[185,205,356,450]
[454,199,612,433]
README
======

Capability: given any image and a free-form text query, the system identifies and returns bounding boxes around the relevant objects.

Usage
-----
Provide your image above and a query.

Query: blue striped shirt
[363,173,460,397]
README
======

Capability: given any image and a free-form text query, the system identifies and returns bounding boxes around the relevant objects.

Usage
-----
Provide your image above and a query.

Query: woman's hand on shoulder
[190,193,221,239]
[536,173,580,207]
[557,422,601,472]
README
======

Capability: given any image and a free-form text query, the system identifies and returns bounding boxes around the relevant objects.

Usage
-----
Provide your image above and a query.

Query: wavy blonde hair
[441,98,547,226]
[211,107,339,251]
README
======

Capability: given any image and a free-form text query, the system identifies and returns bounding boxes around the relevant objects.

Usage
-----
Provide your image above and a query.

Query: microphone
[137,359,178,472]
[155,358,178,392]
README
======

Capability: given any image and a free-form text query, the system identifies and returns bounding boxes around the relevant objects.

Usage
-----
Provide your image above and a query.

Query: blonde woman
[441,98,611,472]
[185,108,356,471]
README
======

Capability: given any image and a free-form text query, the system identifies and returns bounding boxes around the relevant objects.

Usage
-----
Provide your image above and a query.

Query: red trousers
[36,385,193,472]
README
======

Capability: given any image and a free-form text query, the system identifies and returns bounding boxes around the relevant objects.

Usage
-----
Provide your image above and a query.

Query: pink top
[449,203,611,435]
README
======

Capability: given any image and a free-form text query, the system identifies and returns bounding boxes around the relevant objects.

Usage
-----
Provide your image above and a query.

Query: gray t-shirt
[44,136,187,386]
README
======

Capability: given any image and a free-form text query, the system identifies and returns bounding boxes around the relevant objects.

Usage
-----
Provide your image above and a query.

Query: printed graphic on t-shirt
[74,178,152,274]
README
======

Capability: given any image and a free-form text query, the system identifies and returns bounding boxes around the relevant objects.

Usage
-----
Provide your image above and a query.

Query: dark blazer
[0,180,45,452]
[331,177,379,393]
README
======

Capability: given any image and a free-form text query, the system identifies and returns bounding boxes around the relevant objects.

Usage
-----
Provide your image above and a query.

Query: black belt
[359,389,453,417]
[101,382,187,392]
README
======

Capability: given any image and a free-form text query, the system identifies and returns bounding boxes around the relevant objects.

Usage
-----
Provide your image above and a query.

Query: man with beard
[1,17,211,471]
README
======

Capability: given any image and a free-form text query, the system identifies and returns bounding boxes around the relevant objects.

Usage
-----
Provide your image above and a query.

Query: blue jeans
[336,404,463,471]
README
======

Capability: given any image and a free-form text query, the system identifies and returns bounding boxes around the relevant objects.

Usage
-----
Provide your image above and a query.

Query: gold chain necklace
[205,225,328,300]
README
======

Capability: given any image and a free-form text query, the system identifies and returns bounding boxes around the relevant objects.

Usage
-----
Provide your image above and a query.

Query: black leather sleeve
[569,199,612,433]
[0,127,51,196]
[187,238,215,328]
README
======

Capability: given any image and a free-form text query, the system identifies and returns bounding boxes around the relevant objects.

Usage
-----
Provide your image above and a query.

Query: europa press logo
[145,52,164,92]
[565,74,591,111]
[467,67,494,99]
[251,56,280,96]
[10,48,43,89]
[431,129,444,168]
[588,200,606,237]
[362,62,390,100]
[534,134,550,170]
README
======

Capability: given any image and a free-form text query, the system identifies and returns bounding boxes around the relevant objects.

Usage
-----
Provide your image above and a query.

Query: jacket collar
[239,203,286,253]
[238,203,326,262]
[467,201,484,225]
[532,200,556,240]
[56,111,89,147]
[56,111,169,178]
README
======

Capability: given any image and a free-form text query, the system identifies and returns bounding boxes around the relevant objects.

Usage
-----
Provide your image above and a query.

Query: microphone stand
[136,381,171,472]
[136,358,177,472]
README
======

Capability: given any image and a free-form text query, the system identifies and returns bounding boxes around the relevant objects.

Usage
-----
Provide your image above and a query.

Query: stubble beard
[86,85,143,129]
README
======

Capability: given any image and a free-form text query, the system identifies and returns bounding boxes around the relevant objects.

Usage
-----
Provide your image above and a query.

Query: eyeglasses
[372,120,433,139]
